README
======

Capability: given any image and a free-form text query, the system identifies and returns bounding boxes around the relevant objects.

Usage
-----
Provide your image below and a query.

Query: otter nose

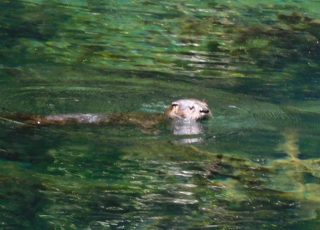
[200,109,210,114]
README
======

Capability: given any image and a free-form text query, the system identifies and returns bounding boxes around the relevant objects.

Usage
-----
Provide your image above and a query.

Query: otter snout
[200,108,210,114]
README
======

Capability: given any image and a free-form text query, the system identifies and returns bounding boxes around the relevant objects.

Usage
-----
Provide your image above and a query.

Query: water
[0,0,320,229]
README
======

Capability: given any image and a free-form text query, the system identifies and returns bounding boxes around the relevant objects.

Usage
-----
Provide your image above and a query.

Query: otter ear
[171,102,179,107]
[201,99,210,107]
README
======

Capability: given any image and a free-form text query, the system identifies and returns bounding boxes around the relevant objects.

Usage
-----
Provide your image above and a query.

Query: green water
[1,0,320,229]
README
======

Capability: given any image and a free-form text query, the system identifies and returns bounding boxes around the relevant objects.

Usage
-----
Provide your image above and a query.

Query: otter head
[165,99,212,121]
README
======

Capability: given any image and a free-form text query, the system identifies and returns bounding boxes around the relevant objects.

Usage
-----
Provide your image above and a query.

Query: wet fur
[2,99,211,129]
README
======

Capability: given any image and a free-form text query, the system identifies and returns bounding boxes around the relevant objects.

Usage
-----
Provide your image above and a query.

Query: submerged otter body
[2,99,211,135]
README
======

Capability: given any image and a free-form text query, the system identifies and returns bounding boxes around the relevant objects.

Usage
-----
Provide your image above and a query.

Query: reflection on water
[171,119,205,144]
[0,0,320,229]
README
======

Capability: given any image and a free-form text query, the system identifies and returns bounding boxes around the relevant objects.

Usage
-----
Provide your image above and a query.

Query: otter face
[165,99,212,121]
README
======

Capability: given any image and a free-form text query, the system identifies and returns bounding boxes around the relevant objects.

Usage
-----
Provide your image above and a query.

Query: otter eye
[172,103,178,107]
[189,106,195,110]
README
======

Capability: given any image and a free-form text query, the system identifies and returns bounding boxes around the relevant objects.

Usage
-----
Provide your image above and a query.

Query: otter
[165,99,211,121]
[1,99,211,135]
[165,99,211,138]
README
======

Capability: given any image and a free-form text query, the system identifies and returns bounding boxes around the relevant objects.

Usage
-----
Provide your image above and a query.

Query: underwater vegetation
[1,1,319,102]
[1,124,319,229]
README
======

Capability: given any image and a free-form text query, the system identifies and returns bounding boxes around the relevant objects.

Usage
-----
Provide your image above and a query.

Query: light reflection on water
[0,0,320,229]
